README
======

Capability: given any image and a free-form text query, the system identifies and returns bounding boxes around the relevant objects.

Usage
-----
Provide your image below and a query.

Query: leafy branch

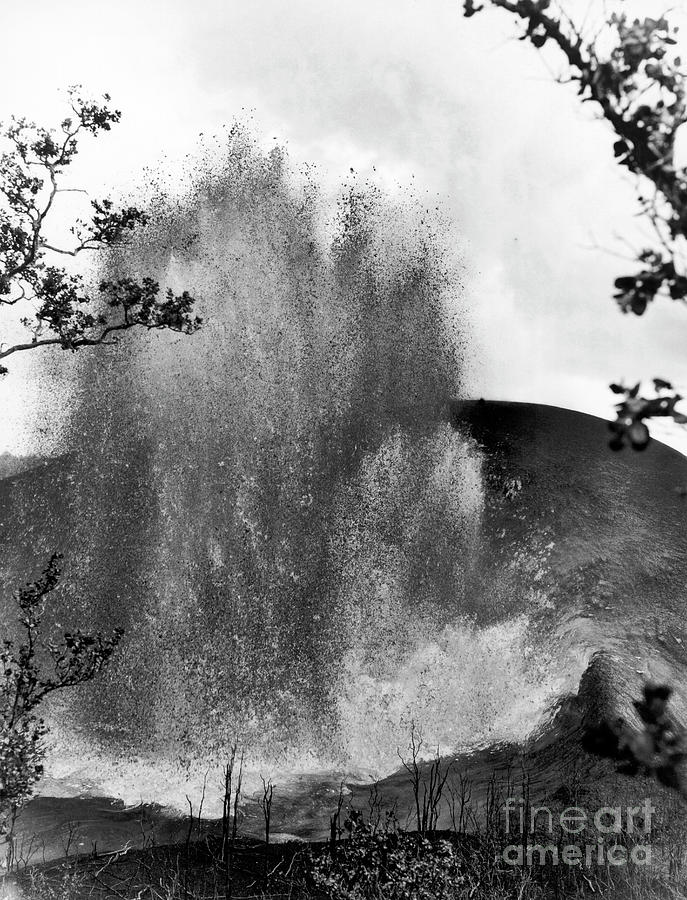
[462,0,687,294]
[584,683,687,797]
[463,0,687,445]
[607,378,687,450]
[0,85,201,374]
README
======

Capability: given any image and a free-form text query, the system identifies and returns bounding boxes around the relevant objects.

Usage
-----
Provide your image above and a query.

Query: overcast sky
[1,0,687,454]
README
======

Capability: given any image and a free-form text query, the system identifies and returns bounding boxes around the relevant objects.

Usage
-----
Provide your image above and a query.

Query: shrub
[309,811,467,900]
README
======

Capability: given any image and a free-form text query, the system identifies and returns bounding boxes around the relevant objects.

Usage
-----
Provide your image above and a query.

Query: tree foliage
[583,682,687,796]
[462,0,687,447]
[0,555,122,867]
[607,377,687,450]
[0,85,201,375]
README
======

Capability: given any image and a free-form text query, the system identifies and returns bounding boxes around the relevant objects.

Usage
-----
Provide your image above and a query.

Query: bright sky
[1,0,687,455]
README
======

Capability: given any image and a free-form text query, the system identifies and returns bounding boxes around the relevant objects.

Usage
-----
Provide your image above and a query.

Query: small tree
[0,554,122,869]
[462,0,687,447]
[0,84,200,374]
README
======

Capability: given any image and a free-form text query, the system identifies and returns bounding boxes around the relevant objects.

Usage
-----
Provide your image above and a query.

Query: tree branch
[0,310,199,367]
[0,88,200,374]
